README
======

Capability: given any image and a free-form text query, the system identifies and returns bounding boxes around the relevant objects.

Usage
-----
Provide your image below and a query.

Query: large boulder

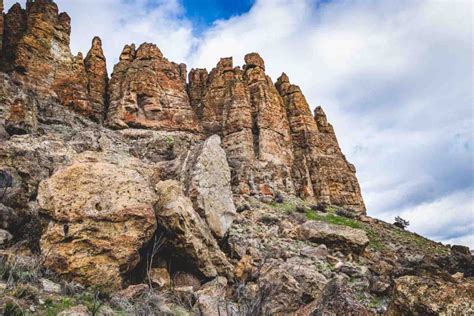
[154,180,233,278]
[297,220,369,255]
[387,275,474,315]
[182,135,236,238]
[38,153,157,290]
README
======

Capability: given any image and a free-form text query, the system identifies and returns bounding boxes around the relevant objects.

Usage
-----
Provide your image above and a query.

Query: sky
[4,0,473,248]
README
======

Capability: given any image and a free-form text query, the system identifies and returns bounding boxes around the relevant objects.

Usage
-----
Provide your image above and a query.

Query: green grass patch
[305,210,363,229]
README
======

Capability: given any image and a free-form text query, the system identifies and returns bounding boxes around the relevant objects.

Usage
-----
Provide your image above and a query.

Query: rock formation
[0,0,107,122]
[106,43,202,133]
[0,1,471,315]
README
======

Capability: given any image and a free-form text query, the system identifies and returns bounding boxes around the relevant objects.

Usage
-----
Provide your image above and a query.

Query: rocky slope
[0,1,472,315]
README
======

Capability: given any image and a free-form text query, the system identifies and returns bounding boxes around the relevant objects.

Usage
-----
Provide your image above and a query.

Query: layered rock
[38,153,157,290]
[107,43,202,133]
[0,0,107,122]
[276,73,366,212]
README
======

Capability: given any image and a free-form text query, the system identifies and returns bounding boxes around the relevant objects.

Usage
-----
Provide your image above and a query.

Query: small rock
[41,278,62,294]
[113,284,149,300]
[149,268,170,289]
[0,229,13,245]
[173,271,201,291]
[301,244,328,260]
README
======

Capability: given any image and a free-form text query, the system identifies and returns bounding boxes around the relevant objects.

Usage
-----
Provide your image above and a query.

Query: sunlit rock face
[0,0,107,122]
[106,43,203,133]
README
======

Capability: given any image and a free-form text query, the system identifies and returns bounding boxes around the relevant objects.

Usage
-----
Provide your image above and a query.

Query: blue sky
[4,0,473,248]
[180,0,254,30]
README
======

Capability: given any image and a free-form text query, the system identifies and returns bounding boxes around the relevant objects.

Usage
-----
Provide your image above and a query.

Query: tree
[394,216,409,229]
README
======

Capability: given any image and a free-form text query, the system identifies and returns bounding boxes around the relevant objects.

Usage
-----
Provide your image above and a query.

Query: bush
[335,208,356,219]
[394,216,409,229]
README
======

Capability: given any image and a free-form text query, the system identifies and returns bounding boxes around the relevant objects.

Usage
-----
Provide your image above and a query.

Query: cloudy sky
[5,0,473,248]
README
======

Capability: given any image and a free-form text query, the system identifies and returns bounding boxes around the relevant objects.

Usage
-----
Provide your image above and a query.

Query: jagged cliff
[0,1,472,315]
[0,0,364,213]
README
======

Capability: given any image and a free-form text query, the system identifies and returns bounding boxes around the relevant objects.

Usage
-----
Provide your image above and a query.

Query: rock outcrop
[276,73,365,212]
[298,220,369,255]
[0,0,107,121]
[106,43,202,133]
[188,54,295,198]
[84,37,108,122]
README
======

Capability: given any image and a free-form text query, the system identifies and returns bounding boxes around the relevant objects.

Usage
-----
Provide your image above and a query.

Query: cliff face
[0,0,365,213]
[0,2,472,315]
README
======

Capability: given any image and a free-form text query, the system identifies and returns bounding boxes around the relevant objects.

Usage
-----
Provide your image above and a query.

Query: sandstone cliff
[0,1,471,315]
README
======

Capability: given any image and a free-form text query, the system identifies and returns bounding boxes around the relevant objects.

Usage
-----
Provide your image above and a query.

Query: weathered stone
[149,267,170,289]
[276,73,366,213]
[193,277,228,316]
[38,153,157,290]
[298,220,369,255]
[298,277,375,316]
[188,54,295,198]
[107,43,202,133]
[154,180,233,278]
[84,36,108,122]
[40,278,61,294]
[387,275,474,315]
[0,229,13,245]
[173,271,201,291]
[0,1,107,122]
[1,2,27,72]
[182,135,236,238]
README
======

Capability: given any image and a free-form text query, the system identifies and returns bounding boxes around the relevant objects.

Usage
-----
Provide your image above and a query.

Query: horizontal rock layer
[0,0,365,213]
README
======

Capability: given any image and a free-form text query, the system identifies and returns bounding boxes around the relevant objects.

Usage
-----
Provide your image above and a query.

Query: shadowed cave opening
[126,228,209,287]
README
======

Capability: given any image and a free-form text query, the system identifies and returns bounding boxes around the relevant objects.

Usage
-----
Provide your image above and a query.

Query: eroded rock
[387,275,474,315]
[182,135,236,238]
[38,153,157,290]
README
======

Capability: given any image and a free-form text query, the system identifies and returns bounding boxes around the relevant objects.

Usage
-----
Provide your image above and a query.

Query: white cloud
[3,0,473,247]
